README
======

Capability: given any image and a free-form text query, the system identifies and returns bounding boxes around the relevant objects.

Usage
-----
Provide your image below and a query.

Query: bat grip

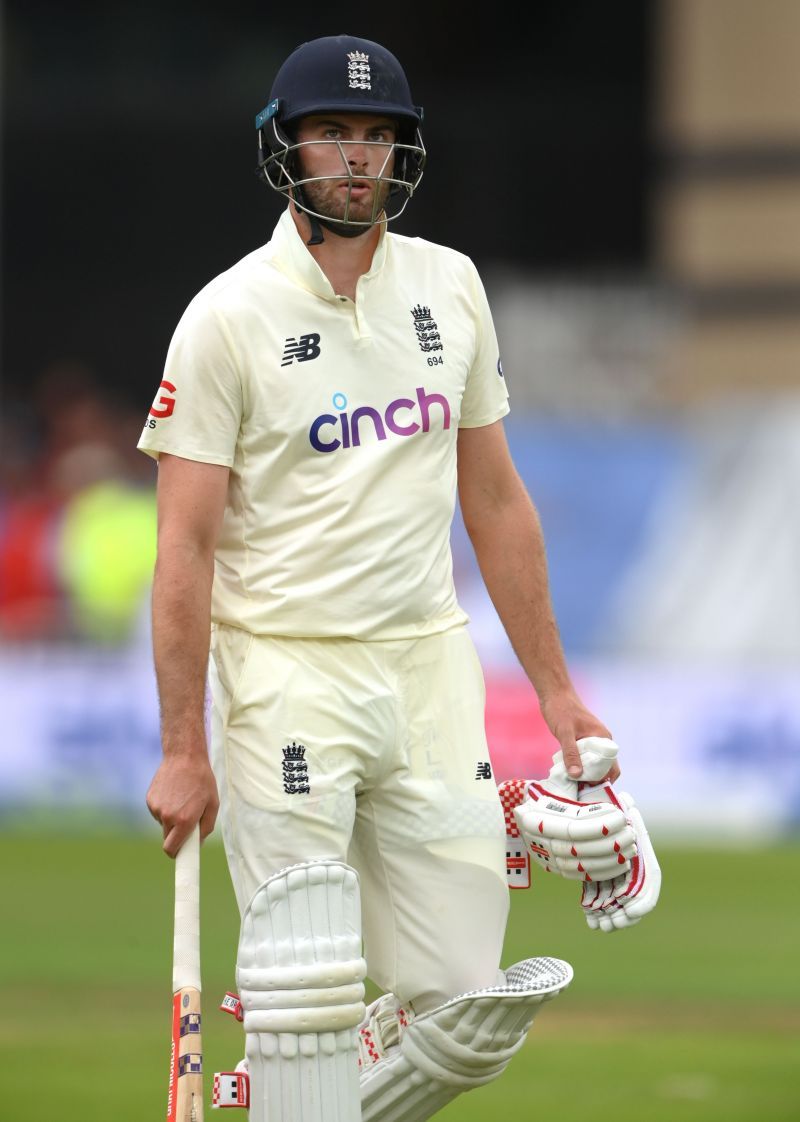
[173,825,201,993]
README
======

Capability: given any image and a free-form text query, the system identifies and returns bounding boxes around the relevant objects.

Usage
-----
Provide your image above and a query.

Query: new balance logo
[282,333,321,366]
[475,762,493,780]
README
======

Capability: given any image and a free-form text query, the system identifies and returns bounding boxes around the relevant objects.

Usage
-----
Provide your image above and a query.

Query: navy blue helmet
[254,35,426,236]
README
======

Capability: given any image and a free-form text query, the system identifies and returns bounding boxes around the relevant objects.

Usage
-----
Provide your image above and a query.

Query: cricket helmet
[254,35,426,236]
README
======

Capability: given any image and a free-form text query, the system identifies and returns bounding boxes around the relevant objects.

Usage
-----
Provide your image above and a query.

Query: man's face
[292,113,397,226]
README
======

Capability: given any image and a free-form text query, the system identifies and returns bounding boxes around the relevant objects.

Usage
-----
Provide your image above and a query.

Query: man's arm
[145,452,229,856]
[457,420,616,780]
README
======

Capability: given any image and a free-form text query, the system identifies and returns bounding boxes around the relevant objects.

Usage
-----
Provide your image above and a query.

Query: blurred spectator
[0,360,157,644]
[0,417,67,639]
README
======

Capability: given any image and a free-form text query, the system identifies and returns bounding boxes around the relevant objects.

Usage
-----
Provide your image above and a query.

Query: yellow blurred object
[58,479,157,642]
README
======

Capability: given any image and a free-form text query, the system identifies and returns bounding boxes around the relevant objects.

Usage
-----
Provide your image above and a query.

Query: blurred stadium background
[1,2,799,1119]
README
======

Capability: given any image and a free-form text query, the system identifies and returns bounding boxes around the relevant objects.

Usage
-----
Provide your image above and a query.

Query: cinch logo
[309,385,451,454]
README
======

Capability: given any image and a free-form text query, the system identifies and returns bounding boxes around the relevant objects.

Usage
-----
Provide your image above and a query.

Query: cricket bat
[167,825,204,1122]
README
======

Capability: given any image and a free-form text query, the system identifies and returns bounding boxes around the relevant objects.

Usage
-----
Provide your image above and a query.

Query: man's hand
[146,749,219,858]
[538,691,619,782]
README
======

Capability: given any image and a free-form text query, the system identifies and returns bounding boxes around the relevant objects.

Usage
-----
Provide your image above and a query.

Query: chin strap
[306,216,326,246]
[316,215,372,241]
[292,194,325,245]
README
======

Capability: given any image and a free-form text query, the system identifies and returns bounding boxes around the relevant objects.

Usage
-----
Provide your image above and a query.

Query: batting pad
[359,956,573,1122]
[237,860,367,1122]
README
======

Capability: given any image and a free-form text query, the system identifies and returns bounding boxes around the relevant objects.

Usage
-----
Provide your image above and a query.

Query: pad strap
[212,1069,249,1109]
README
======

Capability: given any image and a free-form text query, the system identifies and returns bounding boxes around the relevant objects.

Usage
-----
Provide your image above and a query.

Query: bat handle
[173,825,201,993]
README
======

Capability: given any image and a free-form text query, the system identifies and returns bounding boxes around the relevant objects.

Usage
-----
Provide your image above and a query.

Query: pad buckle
[219,992,244,1022]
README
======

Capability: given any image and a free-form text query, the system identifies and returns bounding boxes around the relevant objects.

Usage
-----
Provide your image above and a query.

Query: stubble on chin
[299,178,390,225]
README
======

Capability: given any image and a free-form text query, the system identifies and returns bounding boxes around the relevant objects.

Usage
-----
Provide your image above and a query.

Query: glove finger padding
[580,790,661,931]
[547,832,636,859]
[513,780,636,880]
[550,853,634,881]
[581,875,634,930]
[545,832,637,879]
[584,903,641,932]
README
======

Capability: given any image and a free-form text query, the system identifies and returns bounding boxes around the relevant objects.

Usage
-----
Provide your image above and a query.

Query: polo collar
[267,207,389,301]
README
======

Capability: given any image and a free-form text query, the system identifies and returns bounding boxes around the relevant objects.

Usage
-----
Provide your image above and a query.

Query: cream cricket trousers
[208,623,509,1013]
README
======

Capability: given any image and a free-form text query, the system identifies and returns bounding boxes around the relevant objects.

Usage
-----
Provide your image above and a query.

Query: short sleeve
[137,296,242,466]
[458,262,510,428]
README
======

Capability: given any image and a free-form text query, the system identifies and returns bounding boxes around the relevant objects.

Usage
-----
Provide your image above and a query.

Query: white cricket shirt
[138,208,510,640]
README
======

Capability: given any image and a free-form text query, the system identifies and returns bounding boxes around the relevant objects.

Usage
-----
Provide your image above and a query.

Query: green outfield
[2,827,798,1121]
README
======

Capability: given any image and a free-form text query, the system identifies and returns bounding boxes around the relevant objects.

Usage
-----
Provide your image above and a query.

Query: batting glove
[502,737,661,931]
[512,738,637,881]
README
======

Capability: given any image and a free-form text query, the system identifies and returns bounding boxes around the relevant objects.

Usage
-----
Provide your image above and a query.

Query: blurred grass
[1,827,798,1120]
